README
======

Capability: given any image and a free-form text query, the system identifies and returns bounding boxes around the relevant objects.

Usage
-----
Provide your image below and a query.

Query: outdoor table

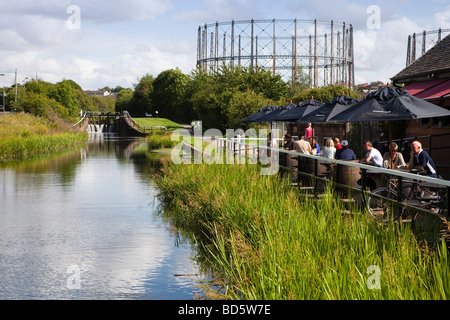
[363,168,385,189]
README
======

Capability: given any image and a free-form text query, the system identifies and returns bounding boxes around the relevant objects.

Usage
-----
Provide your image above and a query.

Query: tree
[50,80,80,117]
[115,89,133,113]
[90,95,115,113]
[129,74,154,116]
[290,84,360,103]
[24,80,54,96]
[187,66,287,130]
[226,89,272,129]
[19,90,68,118]
[150,68,190,122]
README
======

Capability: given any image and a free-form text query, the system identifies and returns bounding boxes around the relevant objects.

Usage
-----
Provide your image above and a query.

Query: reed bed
[0,132,88,160]
[156,161,450,300]
[0,113,88,160]
[147,132,208,151]
[147,132,180,150]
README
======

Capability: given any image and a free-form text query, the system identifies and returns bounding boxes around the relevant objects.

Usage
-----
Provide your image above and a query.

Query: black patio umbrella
[241,105,280,123]
[257,101,298,122]
[328,86,450,122]
[269,99,325,122]
[328,85,450,168]
[296,94,361,123]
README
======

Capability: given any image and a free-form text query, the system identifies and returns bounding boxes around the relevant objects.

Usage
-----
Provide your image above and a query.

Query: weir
[74,111,157,137]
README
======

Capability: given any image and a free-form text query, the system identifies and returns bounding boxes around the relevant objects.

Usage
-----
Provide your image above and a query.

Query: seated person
[409,141,438,178]
[283,134,294,150]
[294,136,312,155]
[361,140,383,167]
[401,141,411,164]
[382,142,406,169]
[335,140,356,160]
[334,137,342,150]
[322,138,336,159]
[309,137,320,155]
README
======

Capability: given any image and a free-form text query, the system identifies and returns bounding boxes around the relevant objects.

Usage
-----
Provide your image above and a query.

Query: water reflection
[0,134,205,300]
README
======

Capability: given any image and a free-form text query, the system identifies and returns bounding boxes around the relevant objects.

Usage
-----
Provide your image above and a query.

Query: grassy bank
[0,113,88,160]
[156,161,450,300]
[147,132,180,150]
[146,125,209,151]
[134,118,184,131]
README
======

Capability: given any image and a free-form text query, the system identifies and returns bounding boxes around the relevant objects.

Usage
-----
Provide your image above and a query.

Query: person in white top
[361,140,383,167]
[322,138,336,159]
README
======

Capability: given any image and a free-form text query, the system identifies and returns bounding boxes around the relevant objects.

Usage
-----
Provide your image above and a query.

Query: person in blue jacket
[335,140,356,160]
[410,141,438,178]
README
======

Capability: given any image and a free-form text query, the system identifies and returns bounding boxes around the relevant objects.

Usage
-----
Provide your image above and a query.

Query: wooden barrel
[338,160,360,190]
[317,161,329,176]
[299,157,314,174]
[297,157,314,187]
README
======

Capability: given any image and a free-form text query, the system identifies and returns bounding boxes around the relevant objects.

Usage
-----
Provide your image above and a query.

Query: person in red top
[305,123,314,140]
[334,137,342,150]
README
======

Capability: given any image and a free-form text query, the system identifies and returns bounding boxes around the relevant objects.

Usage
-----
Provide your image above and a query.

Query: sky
[0,0,449,90]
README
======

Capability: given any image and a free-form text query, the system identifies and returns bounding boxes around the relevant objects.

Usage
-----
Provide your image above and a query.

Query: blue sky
[0,0,449,90]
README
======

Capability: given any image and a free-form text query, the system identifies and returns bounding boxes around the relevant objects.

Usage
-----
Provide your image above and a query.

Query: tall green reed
[156,161,450,300]
[0,132,87,160]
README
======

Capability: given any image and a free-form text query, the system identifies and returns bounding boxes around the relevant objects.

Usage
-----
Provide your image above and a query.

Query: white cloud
[174,0,261,22]
[432,6,450,28]
[75,0,174,24]
[0,0,173,24]
[353,16,421,83]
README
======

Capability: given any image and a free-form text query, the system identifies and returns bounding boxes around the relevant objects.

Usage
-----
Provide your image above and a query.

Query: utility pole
[2,87,5,114]
[14,68,18,104]
[0,73,5,114]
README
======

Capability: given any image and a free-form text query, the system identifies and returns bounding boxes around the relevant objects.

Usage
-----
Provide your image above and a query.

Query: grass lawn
[134,118,184,131]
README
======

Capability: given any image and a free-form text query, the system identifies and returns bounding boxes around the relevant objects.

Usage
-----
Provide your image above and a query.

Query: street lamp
[0,74,5,114]
[0,69,18,109]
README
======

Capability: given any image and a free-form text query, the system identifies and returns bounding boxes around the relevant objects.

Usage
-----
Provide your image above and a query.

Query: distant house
[391,33,450,177]
[357,81,385,98]
[85,90,111,97]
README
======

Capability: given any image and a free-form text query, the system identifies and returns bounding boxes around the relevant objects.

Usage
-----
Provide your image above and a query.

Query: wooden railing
[216,137,450,221]
[122,111,167,134]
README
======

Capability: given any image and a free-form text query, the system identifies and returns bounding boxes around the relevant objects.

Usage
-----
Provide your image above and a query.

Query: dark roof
[391,33,450,82]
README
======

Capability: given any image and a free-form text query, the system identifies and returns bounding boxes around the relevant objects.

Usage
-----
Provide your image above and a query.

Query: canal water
[0,134,207,300]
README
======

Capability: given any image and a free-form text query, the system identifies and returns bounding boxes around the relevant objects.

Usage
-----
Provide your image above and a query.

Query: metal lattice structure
[197,19,355,88]
[406,28,450,67]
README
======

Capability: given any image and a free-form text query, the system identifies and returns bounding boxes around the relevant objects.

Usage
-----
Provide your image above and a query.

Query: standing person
[190,120,195,132]
[409,141,438,178]
[323,138,336,159]
[305,123,314,140]
[382,142,406,169]
[334,137,342,150]
[335,140,356,160]
[361,140,383,167]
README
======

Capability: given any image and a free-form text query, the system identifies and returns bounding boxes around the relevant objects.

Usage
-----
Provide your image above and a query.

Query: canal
[0,134,207,300]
